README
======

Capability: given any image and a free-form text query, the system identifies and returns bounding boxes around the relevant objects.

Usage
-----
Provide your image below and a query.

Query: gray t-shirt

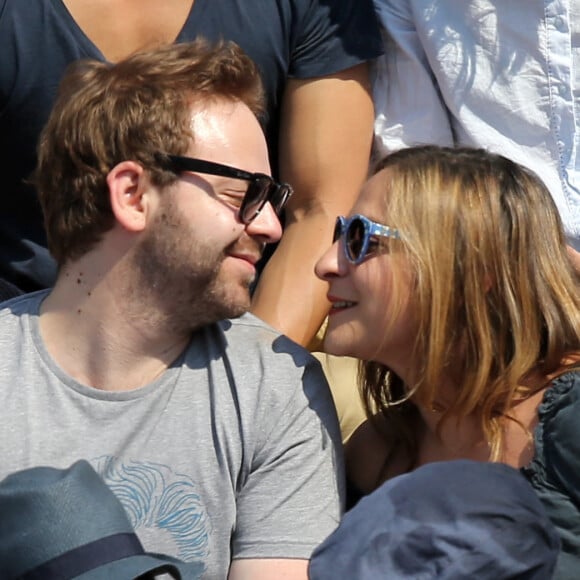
[0,291,344,579]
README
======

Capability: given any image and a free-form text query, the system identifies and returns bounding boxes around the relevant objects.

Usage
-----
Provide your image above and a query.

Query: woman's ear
[107,161,152,233]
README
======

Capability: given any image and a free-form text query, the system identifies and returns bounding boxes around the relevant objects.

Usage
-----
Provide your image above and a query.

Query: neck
[417,406,490,461]
[40,253,190,391]
[409,371,490,461]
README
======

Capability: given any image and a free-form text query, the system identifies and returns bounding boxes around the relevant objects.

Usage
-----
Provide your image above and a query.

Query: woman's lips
[327,295,357,315]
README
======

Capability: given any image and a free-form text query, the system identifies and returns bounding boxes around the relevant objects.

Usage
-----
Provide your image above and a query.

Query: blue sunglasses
[333,214,400,265]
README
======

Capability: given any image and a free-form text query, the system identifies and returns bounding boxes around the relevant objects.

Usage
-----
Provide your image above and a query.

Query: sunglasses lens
[332,218,343,243]
[346,218,365,262]
[273,185,292,214]
[240,177,270,223]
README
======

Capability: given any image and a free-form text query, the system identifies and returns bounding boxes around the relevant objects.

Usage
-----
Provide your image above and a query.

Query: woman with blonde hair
[315,145,580,577]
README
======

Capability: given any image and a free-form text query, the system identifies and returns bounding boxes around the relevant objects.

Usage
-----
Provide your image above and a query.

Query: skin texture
[315,170,422,490]
[251,66,375,346]
[127,103,279,333]
[314,170,416,375]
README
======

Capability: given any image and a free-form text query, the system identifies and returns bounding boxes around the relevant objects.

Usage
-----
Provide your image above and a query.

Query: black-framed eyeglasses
[333,214,401,265]
[156,154,293,224]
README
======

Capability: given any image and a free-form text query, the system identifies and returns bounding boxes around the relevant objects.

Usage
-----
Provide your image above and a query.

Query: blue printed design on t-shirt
[93,457,209,572]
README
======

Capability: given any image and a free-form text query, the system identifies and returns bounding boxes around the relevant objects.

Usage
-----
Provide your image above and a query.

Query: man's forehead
[189,103,232,143]
[186,99,270,174]
[188,99,257,138]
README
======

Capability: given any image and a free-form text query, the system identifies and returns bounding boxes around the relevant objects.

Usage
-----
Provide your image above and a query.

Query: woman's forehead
[352,169,391,215]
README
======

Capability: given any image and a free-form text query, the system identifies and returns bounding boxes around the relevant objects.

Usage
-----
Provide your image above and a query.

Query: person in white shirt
[372,0,580,267]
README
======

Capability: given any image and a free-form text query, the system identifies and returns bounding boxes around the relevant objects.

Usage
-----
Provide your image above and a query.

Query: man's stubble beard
[129,205,256,334]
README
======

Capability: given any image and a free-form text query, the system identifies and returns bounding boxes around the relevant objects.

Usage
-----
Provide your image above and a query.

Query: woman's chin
[322,336,359,359]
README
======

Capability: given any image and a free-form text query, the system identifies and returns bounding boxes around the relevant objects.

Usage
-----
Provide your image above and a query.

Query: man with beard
[0,41,344,579]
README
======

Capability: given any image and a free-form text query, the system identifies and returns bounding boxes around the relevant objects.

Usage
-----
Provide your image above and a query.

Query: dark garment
[0,0,383,291]
[522,370,580,580]
[0,277,22,303]
[341,371,580,579]
[309,460,560,580]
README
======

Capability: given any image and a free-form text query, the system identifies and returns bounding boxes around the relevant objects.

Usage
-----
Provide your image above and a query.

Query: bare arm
[228,558,308,580]
[251,64,374,347]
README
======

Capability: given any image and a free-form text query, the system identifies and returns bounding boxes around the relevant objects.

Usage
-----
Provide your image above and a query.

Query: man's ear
[107,161,153,233]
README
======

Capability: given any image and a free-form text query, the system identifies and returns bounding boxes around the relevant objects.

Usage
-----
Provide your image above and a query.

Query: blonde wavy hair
[361,146,580,467]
